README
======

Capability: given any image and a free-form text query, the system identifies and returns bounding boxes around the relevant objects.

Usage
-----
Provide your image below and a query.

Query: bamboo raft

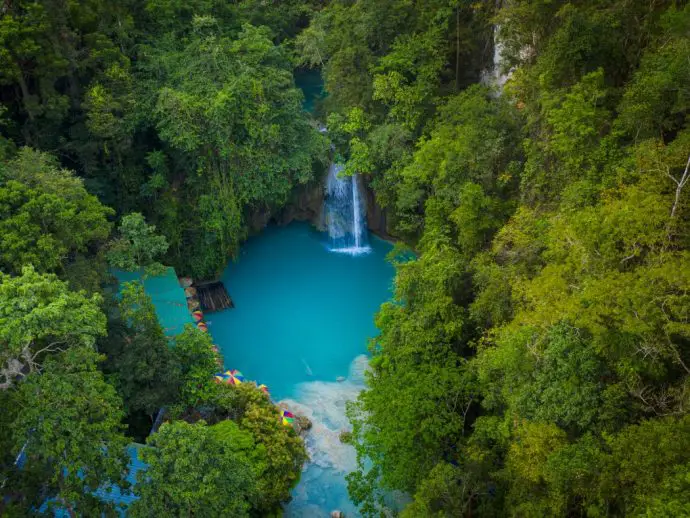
[195,281,234,312]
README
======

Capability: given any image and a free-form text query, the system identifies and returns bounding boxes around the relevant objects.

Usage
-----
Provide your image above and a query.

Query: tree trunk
[455,6,460,91]
[16,71,34,121]
[670,154,690,219]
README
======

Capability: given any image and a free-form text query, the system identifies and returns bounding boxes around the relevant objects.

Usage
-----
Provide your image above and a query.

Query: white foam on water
[282,355,371,517]
[347,354,370,383]
[327,246,372,256]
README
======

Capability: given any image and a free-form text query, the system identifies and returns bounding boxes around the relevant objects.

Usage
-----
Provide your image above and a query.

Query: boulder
[246,178,324,234]
[276,179,325,229]
[179,277,194,288]
[331,511,344,518]
[247,207,272,234]
[295,414,312,433]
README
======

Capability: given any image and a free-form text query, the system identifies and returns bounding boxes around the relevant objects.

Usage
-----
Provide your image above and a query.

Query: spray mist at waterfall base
[327,246,371,256]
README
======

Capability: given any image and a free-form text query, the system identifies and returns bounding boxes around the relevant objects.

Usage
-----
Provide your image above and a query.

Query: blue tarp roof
[40,444,148,516]
[112,267,191,337]
[94,444,148,510]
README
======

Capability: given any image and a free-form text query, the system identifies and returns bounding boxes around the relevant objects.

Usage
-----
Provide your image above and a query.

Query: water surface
[211,223,394,516]
[294,68,326,113]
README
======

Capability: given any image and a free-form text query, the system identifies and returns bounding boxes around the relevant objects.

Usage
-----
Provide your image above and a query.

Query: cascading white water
[481,23,511,91]
[324,162,371,255]
[492,26,509,88]
[352,174,362,250]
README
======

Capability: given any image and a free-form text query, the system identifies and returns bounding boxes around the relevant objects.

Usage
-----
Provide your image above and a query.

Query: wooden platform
[195,281,234,312]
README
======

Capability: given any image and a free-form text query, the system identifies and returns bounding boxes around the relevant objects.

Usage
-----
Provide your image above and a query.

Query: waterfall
[481,24,511,90]
[352,174,362,249]
[324,162,371,255]
[150,407,166,435]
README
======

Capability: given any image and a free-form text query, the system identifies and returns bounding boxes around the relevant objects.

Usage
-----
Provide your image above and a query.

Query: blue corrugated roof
[40,444,148,516]
[111,267,192,337]
[94,444,148,510]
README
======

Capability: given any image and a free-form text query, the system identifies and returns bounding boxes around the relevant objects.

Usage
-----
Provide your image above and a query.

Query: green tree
[131,420,253,517]
[401,461,488,518]
[616,5,690,139]
[1,1,690,516]
[208,419,268,509]
[600,415,690,515]
[385,85,520,240]
[208,384,308,512]
[0,148,113,275]
[480,324,608,434]
[372,22,448,131]
[107,213,169,275]
[171,324,218,409]
[101,282,179,421]
[12,346,128,516]
[209,419,265,479]
[237,386,308,513]
[0,0,133,151]
[319,2,690,516]
[0,266,106,390]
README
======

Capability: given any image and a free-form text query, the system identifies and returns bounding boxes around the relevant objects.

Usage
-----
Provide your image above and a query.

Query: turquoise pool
[210,223,394,516]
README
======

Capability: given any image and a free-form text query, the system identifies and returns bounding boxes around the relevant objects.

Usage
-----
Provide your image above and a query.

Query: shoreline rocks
[295,414,312,433]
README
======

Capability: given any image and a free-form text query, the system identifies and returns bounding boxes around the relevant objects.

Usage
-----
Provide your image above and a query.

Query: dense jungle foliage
[312,1,690,516]
[1,0,690,516]
[0,1,319,515]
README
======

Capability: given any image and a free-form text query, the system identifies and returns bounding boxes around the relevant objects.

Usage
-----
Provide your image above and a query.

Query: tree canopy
[0,266,106,390]
[107,213,169,275]
[11,347,128,516]
[0,148,113,275]
[131,420,254,517]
